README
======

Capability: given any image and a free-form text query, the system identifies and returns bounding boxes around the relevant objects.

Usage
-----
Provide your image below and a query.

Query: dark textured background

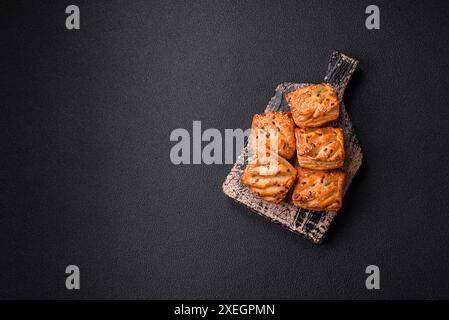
[1,0,448,299]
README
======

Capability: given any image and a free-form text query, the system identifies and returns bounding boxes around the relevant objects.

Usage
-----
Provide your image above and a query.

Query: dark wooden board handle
[324,51,359,100]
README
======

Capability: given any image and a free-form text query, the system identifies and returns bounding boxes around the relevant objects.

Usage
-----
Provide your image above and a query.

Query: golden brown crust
[295,127,344,170]
[292,168,345,211]
[250,112,296,160]
[285,84,340,127]
[241,151,296,204]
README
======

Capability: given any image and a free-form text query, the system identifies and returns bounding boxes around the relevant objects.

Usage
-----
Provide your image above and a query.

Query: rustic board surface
[222,51,362,244]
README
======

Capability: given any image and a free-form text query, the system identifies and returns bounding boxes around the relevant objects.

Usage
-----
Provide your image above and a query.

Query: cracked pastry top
[292,167,345,212]
[241,151,296,204]
[250,111,295,160]
[295,127,344,170]
[285,84,340,127]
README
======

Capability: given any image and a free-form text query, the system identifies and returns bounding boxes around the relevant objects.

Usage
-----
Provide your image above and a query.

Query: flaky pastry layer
[241,151,296,204]
[292,167,345,211]
[250,112,296,160]
[285,84,340,127]
[295,127,344,170]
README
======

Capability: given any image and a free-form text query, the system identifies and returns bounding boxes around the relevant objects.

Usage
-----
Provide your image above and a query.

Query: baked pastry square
[285,83,340,127]
[292,168,345,212]
[295,127,344,170]
[241,151,296,204]
[250,111,295,160]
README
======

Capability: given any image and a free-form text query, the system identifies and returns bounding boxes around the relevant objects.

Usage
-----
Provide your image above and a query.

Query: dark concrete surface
[1,0,448,299]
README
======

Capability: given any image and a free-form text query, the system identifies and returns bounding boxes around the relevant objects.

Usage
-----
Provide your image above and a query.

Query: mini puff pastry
[250,112,295,160]
[295,127,344,170]
[241,151,296,204]
[285,84,340,127]
[292,168,345,211]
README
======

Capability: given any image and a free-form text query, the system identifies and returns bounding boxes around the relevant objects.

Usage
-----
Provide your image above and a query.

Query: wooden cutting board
[222,51,363,244]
